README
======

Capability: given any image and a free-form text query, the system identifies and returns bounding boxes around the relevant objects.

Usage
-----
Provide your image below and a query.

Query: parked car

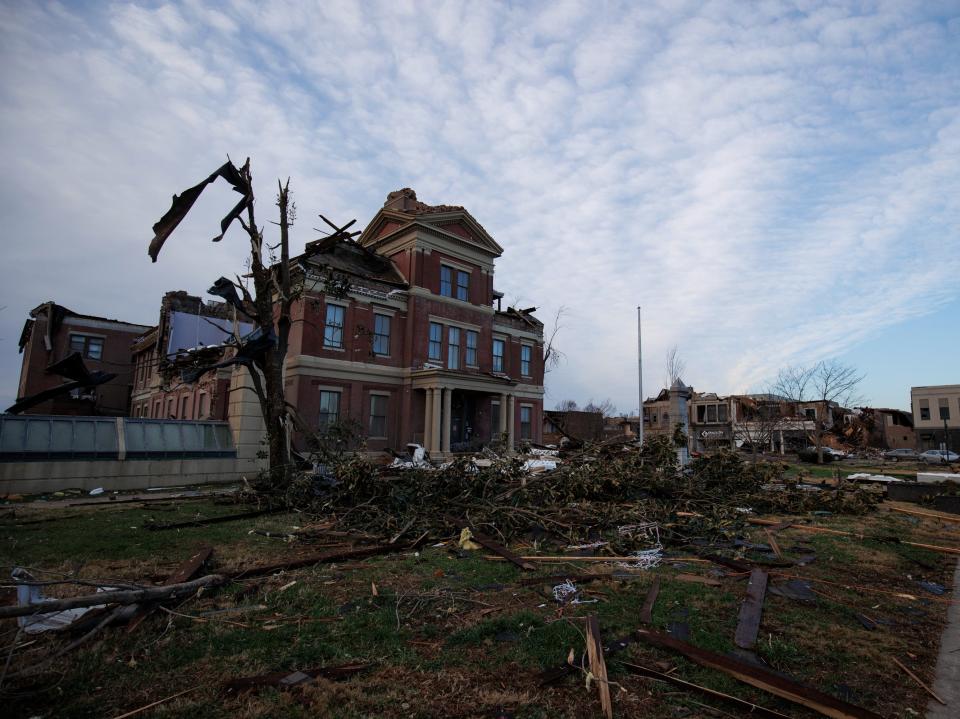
[798,448,835,463]
[919,449,960,465]
[883,448,920,462]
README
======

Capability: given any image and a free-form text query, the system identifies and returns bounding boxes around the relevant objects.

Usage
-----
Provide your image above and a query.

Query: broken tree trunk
[585,615,613,719]
[635,628,883,719]
[126,545,214,634]
[734,568,767,650]
[639,578,659,624]
[0,575,225,620]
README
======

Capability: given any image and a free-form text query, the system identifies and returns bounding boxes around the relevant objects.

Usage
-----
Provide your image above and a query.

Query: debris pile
[280,435,880,550]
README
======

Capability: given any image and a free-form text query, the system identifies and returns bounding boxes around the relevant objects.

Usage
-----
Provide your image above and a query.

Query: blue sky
[0,0,958,414]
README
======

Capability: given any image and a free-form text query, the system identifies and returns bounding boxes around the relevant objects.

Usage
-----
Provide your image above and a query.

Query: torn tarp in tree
[5,353,116,414]
[180,328,275,384]
[148,161,250,262]
[208,277,252,318]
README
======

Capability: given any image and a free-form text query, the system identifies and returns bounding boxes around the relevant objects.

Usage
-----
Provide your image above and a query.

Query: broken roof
[28,301,151,330]
[299,236,408,287]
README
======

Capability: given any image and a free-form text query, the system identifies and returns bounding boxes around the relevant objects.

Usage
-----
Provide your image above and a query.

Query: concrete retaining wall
[0,457,247,495]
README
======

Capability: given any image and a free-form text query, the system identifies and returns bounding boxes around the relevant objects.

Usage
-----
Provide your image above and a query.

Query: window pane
[373,314,390,355]
[25,421,50,452]
[440,266,452,296]
[428,322,442,360]
[87,338,103,360]
[70,335,85,353]
[520,406,532,440]
[324,305,344,348]
[448,327,460,369]
[521,345,531,375]
[50,420,74,452]
[94,421,118,453]
[718,404,728,422]
[213,424,232,449]
[456,270,469,301]
[319,391,340,429]
[492,339,504,373]
[707,405,717,422]
[465,331,478,366]
[369,395,387,437]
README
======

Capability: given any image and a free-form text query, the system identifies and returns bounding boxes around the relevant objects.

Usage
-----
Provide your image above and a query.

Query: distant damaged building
[14,302,151,416]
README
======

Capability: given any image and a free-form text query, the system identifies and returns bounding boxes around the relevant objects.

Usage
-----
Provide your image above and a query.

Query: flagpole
[637,306,644,445]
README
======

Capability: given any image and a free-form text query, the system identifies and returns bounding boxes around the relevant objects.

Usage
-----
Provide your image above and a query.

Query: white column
[507,395,516,452]
[779,429,785,455]
[441,387,452,454]
[423,388,433,449]
[431,387,442,454]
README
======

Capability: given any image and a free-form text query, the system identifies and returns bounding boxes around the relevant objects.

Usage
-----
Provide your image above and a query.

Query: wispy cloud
[0,1,957,412]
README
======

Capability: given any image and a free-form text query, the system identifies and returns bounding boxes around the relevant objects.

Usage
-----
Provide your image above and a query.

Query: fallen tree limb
[618,660,792,719]
[585,615,613,719]
[466,527,535,570]
[147,507,283,530]
[635,628,883,719]
[221,662,372,695]
[892,655,945,705]
[126,545,213,634]
[0,575,224,620]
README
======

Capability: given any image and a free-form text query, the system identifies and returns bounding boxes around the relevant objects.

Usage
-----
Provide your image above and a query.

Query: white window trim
[520,342,533,378]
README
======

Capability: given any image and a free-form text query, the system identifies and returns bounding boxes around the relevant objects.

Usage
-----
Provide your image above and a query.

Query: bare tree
[555,399,578,412]
[542,305,567,373]
[732,393,786,465]
[664,345,686,388]
[147,158,355,487]
[773,360,864,464]
[583,398,618,417]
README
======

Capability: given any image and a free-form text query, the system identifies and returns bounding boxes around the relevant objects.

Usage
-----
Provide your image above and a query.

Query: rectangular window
[465,330,478,366]
[180,395,190,419]
[718,404,728,422]
[697,405,706,422]
[940,398,951,421]
[521,345,532,376]
[369,394,388,438]
[440,265,453,297]
[492,339,505,373]
[448,327,460,370]
[198,393,209,419]
[166,398,174,418]
[520,406,532,440]
[920,399,930,421]
[70,334,103,360]
[491,401,501,437]
[323,304,345,349]
[804,407,816,419]
[428,322,442,361]
[707,404,718,423]
[373,314,390,356]
[456,270,470,301]
[318,390,340,429]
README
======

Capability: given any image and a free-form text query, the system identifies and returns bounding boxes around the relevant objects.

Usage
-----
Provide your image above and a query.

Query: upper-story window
[456,270,469,301]
[373,314,390,356]
[520,345,532,376]
[940,398,951,421]
[440,265,453,297]
[428,322,442,361]
[919,399,930,421]
[492,339,505,373]
[465,330,478,367]
[324,304,345,349]
[448,327,461,370]
[70,334,103,360]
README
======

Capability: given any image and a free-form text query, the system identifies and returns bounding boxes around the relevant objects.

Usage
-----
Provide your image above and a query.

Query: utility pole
[637,306,644,445]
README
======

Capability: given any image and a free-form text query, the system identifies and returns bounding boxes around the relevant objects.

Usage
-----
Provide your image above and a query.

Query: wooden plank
[748,517,960,555]
[635,628,883,719]
[734,569,768,650]
[887,506,960,524]
[465,527,535,571]
[765,530,785,560]
[618,661,792,719]
[126,545,213,634]
[146,507,283,530]
[585,616,613,719]
[675,573,722,587]
[892,656,945,705]
[639,578,659,624]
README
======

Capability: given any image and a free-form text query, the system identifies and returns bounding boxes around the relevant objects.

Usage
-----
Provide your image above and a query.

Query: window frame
[318,390,341,430]
[465,330,478,367]
[369,393,388,439]
[372,313,391,356]
[448,326,461,370]
[520,344,532,377]
[69,333,104,360]
[323,303,346,349]
[519,405,532,440]
[428,322,443,361]
[440,265,453,297]
[492,338,505,373]
[456,269,470,301]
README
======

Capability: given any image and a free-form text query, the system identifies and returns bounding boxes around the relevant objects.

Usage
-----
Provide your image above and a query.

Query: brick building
[282,188,545,454]
[15,302,151,416]
[130,291,251,421]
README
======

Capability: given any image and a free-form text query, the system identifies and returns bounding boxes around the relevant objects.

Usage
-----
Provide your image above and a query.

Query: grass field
[1,493,957,718]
